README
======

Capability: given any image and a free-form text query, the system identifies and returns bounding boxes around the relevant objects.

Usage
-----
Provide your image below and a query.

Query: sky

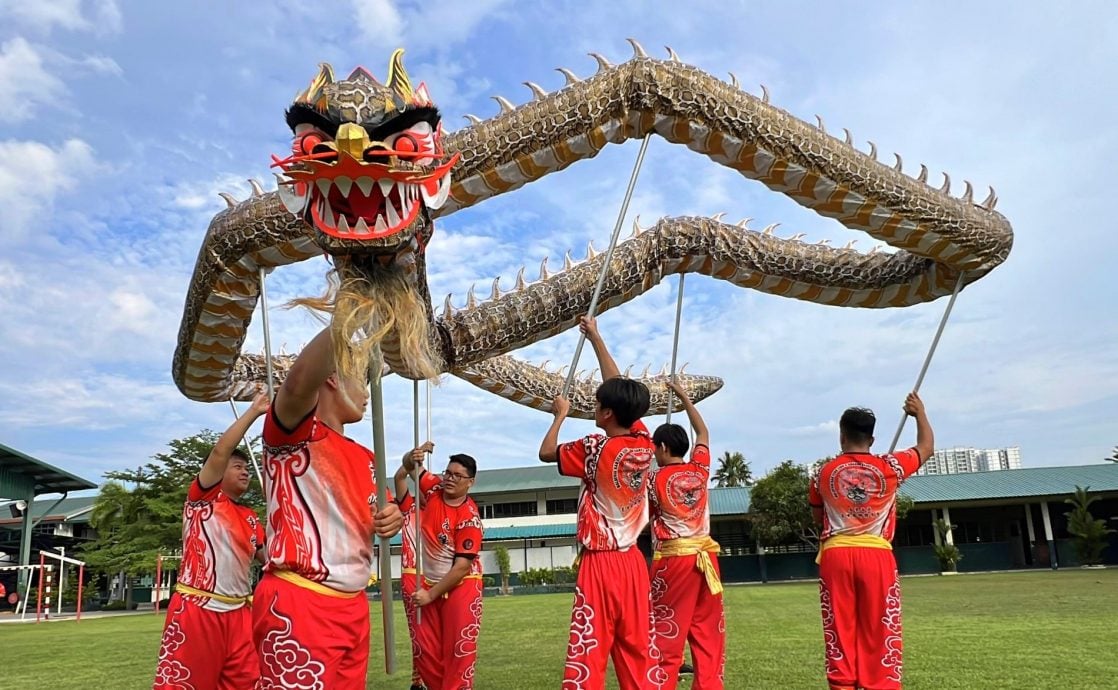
[1,0,1116,495]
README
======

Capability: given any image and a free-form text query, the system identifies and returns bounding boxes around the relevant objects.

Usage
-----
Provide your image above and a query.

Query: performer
[394,453,429,690]
[809,392,934,690]
[538,315,657,690]
[396,443,483,690]
[648,380,725,690]
[153,392,268,690]
[254,326,404,689]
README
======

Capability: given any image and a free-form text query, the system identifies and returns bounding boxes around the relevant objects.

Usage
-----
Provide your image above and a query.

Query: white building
[917,446,1022,476]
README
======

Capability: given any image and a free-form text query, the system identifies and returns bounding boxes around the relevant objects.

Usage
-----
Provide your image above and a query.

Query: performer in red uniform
[538,316,658,690]
[808,392,933,690]
[394,454,429,690]
[253,326,403,690]
[648,380,725,690]
[154,391,268,690]
[397,444,484,690]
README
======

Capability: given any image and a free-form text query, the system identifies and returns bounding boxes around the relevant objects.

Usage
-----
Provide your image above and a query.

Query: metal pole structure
[412,380,423,626]
[36,553,44,623]
[368,357,396,674]
[57,546,65,616]
[228,399,266,489]
[155,555,163,615]
[562,135,653,397]
[665,274,686,422]
[888,272,967,453]
[258,267,276,400]
[76,564,84,621]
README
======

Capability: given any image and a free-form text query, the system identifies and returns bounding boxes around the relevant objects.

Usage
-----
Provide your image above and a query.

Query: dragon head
[274,49,458,260]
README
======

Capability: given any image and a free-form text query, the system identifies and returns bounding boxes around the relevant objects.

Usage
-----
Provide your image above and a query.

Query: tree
[1106,447,1118,463]
[712,451,754,487]
[82,430,265,599]
[1063,486,1115,566]
[932,519,962,572]
[748,460,818,547]
[493,545,511,594]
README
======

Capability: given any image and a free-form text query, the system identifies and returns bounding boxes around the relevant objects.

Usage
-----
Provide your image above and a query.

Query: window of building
[492,501,538,518]
[546,498,578,515]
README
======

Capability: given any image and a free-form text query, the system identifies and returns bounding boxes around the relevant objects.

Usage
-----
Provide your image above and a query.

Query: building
[918,446,1022,475]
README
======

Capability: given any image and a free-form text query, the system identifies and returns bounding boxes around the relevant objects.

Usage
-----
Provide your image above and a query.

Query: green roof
[900,464,1118,503]
[0,495,97,527]
[473,465,579,493]
[0,442,97,495]
[710,487,750,515]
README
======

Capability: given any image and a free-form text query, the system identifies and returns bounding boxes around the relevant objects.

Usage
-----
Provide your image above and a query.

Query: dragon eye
[295,132,324,156]
[393,134,419,155]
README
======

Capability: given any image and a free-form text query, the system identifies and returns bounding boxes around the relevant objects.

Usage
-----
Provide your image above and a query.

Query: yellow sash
[653,536,724,596]
[815,534,893,564]
[174,582,252,606]
[272,570,363,599]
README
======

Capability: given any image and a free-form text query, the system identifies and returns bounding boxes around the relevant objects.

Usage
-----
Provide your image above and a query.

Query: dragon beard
[290,257,443,383]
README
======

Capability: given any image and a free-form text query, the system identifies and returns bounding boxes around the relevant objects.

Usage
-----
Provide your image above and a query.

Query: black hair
[448,453,477,478]
[229,448,252,465]
[840,407,876,445]
[595,378,651,427]
[652,423,690,457]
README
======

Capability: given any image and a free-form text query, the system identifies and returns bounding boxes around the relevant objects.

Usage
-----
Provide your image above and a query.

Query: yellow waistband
[174,583,251,606]
[272,570,363,599]
[401,568,417,575]
[653,536,723,595]
[816,534,893,564]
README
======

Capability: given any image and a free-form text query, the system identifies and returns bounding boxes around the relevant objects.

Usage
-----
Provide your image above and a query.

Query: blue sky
[2,1,1116,493]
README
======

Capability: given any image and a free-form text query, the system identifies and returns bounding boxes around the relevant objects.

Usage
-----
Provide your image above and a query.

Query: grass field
[1,570,1115,688]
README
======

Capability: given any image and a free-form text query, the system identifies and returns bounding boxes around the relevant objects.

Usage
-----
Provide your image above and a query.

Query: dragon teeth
[355,177,374,196]
[316,179,331,196]
[378,178,394,196]
[375,215,387,233]
[335,176,353,196]
[385,199,400,226]
[354,217,370,234]
[337,215,350,234]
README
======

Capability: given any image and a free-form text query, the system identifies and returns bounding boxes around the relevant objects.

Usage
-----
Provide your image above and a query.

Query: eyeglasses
[442,470,472,482]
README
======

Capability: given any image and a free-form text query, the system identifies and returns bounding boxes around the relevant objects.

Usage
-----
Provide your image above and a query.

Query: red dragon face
[272,50,459,257]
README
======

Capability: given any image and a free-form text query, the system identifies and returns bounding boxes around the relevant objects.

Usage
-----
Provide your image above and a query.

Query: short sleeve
[690,444,711,473]
[263,404,317,446]
[396,491,415,513]
[253,514,265,549]
[454,508,483,558]
[419,470,442,494]
[187,476,221,503]
[891,448,922,480]
[808,474,823,508]
[559,435,602,478]
[630,419,650,437]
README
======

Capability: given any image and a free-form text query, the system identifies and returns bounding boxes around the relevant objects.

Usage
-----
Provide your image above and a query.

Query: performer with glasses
[396,443,484,690]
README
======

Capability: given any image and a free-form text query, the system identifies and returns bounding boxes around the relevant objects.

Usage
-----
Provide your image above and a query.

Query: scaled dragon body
[172,41,1012,417]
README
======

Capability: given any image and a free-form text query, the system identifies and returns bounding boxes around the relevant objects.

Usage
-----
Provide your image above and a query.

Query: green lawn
[1,570,1115,688]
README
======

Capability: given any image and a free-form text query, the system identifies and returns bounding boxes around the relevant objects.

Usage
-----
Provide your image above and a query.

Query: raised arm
[667,379,709,448]
[579,316,620,381]
[273,326,336,430]
[396,442,434,497]
[538,396,570,463]
[904,392,934,463]
[199,391,269,488]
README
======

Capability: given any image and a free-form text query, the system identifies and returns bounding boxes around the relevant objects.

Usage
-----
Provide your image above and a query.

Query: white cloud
[0,138,99,240]
[0,0,122,35]
[351,0,405,50]
[351,0,512,54]
[0,38,66,123]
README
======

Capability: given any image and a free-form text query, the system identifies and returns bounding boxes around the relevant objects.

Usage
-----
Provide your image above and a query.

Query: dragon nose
[335,122,369,160]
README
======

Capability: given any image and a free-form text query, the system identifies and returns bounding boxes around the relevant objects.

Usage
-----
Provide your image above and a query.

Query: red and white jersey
[400,500,418,571]
[559,420,654,551]
[649,444,712,550]
[809,450,922,541]
[400,472,483,582]
[262,408,389,593]
[178,477,263,612]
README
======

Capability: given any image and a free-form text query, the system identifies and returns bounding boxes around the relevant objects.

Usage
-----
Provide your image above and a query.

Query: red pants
[402,572,426,687]
[563,548,654,690]
[413,577,483,690]
[252,573,370,690]
[649,554,725,690]
[153,593,258,689]
[818,547,903,690]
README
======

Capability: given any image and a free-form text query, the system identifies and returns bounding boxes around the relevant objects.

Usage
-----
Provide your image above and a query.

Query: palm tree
[1106,446,1118,463]
[713,451,753,487]
[88,481,142,604]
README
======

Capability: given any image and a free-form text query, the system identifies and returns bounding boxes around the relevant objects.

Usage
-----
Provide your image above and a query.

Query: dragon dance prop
[172,40,1013,418]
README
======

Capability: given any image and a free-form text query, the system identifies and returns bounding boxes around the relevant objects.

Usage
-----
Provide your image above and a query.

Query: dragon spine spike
[588,52,612,72]
[844,240,858,249]
[712,212,726,222]
[817,238,831,245]
[631,214,644,236]
[981,186,998,209]
[728,72,740,88]
[962,180,974,203]
[556,67,579,85]
[464,114,482,125]
[443,293,454,315]
[490,276,501,300]
[563,250,573,270]
[539,359,551,372]
[939,173,951,194]
[575,369,586,380]
[626,38,649,59]
[589,368,599,381]
[515,266,527,290]
[248,178,265,196]
[558,365,569,378]
[538,256,550,280]
[736,218,753,229]
[466,284,478,309]
[524,81,548,100]
[843,128,854,146]
[492,95,515,113]
[640,364,652,379]
[867,141,878,161]
[665,45,681,62]
[893,153,903,172]
[586,240,597,260]
[760,84,770,103]
[219,192,237,208]
[678,362,689,374]
[790,233,806,241]
[917,164,929,183]
[815,115,826,132]
[623,364,634,377]
[762,222,779,235]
